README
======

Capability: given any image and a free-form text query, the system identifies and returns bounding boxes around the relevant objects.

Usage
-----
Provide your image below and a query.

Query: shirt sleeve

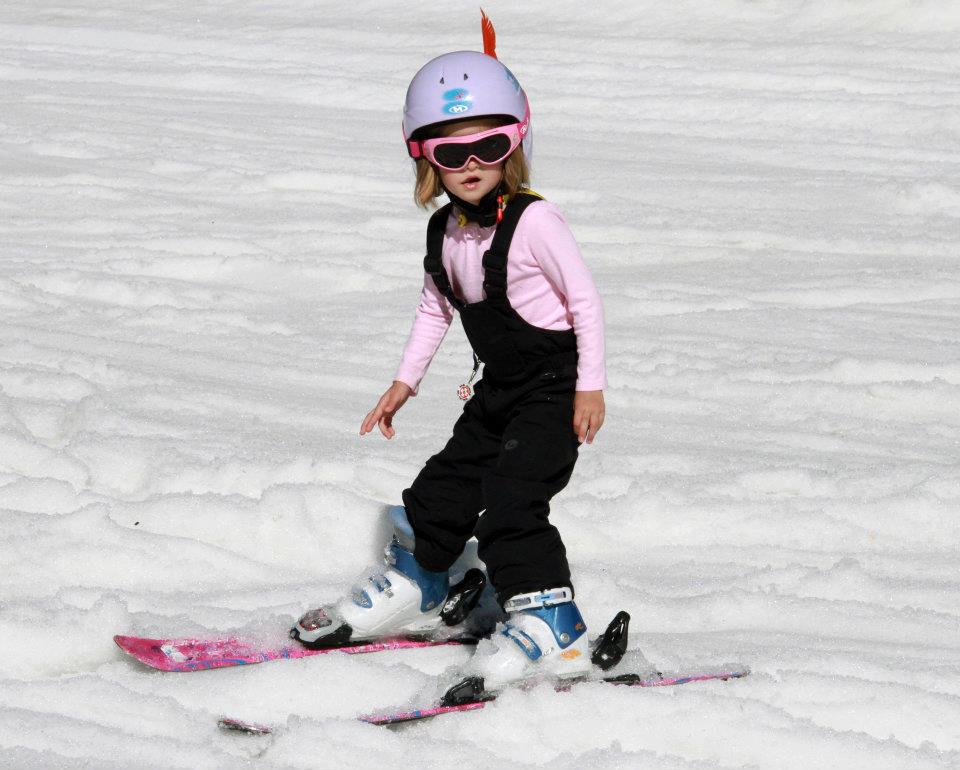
[520,202,607,391]
[394,273,455,394]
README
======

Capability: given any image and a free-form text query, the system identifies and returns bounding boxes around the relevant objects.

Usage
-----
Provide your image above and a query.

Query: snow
[1,0,959,767]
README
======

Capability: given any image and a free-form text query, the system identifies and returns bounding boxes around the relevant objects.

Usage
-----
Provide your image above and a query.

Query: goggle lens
[432,132,515,170]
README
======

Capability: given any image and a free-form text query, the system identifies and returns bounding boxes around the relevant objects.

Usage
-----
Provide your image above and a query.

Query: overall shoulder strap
[422,202,464,311]
[481,192,543,301]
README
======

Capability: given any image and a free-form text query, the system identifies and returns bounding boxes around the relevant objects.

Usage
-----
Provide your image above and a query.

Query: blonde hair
[413,121,531,209]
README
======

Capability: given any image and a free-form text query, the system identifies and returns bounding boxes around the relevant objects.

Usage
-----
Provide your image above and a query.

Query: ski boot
[441,610,632,707]
[456,587,591,692]
[291,506,485,648]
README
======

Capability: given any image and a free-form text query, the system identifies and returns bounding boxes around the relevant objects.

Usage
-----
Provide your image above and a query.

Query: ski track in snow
[1,1,960,768]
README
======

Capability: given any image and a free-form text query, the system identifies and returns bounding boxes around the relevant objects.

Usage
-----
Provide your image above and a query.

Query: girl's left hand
[573,390,605,444]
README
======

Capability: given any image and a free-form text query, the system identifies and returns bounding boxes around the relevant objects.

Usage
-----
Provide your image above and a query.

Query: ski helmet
[403,50,533,168]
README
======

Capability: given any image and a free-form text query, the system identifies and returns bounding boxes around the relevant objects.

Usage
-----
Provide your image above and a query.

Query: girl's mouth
[463,175,482,189]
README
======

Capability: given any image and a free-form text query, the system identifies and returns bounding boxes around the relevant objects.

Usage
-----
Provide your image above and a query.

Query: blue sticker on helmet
[442,87,472,116]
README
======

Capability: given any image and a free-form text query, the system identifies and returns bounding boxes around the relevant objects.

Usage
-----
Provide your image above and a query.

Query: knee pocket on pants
[493,431,579,482]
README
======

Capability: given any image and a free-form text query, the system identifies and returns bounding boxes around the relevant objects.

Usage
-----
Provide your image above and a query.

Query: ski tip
[218,717,273,735]
[711,665,750,680]
[113,635,172,671]
[357,713,393,726]
[113,634,150,653]
[114,634,165,648]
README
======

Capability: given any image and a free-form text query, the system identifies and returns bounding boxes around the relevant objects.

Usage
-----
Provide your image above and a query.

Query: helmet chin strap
[442,181,503,228]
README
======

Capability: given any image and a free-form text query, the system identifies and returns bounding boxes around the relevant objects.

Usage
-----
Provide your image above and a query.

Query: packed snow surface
[2,1,959,767]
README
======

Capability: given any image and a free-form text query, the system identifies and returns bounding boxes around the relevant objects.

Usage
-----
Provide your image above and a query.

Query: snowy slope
[1,1,959,768]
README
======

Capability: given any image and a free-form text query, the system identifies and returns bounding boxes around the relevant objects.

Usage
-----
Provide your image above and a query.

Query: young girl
[294,43,606,690]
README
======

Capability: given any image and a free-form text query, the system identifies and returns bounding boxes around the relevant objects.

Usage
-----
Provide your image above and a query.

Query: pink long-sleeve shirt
[395,200,607,394]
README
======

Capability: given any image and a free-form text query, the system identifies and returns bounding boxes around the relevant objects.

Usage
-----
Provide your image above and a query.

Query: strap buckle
[503,586,573,613]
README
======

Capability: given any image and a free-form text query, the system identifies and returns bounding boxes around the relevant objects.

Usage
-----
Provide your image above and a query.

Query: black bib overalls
[402,193,581,604]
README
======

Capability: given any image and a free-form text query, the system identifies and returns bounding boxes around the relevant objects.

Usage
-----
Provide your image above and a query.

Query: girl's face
[435,120,505,206]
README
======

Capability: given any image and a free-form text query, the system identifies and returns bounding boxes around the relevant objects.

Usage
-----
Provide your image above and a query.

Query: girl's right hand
[360,381,414,439]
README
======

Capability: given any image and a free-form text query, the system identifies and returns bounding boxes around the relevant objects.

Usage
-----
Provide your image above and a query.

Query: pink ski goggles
[407,109,529,171]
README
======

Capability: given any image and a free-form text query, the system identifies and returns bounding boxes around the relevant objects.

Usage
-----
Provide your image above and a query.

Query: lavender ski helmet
[403,50,533,167]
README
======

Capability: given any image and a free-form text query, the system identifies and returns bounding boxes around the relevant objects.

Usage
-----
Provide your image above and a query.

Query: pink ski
[359,668,751,726]
[113,633,473,672]
[216,667,750,734]
[212,614,748,732]
[218,716,274,735]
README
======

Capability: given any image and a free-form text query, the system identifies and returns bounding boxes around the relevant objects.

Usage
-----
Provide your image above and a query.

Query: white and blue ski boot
[291,506,459,648]
[461,587,591,690]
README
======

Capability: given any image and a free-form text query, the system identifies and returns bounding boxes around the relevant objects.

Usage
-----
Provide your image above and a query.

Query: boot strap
[503,587,573,612]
